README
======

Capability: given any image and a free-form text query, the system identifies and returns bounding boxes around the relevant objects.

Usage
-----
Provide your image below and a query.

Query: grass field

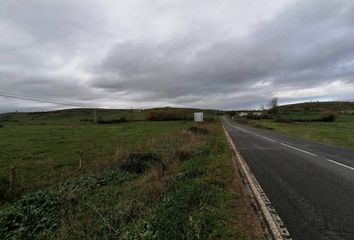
[235,110,354,149]
[0,107,219,192]
[0,120,191,190]
[0,111,263,239]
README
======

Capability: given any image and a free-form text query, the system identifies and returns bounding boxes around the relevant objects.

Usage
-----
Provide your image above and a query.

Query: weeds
[120,152,163,174]
[188,126,208,135]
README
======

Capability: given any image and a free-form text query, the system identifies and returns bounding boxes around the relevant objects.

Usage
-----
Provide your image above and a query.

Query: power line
[0,92,93,108]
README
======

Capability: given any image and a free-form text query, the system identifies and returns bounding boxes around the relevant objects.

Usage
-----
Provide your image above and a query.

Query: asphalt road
[222,117,354,240]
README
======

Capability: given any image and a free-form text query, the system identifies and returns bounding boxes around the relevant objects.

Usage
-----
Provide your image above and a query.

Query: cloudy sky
[1,0,354,112]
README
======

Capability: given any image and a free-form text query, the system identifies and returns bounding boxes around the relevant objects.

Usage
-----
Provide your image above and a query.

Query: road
[222,117,354,240]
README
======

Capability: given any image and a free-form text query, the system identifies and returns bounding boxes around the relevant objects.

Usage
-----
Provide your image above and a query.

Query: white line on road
[327,159,354,171]
[262,136,276,142]
[280,143,318,156]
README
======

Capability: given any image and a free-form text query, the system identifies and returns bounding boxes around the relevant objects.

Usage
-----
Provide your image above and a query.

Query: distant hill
[279,101,354,111]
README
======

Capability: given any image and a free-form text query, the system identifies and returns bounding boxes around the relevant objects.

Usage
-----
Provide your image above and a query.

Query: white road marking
[262,136,276,142]
[327,159,354,171]
[280,143,318,156]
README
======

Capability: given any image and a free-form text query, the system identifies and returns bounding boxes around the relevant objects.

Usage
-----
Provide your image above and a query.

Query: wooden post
[10,167,16,185]
[79,151,83,169]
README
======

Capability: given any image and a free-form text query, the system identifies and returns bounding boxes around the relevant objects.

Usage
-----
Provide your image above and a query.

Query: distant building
[253,112,263,116]
[238,112,248,117]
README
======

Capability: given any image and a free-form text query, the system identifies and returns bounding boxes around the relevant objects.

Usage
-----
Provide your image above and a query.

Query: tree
[268,97,279,115]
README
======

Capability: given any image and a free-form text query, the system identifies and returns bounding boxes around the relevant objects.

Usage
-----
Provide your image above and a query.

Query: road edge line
[222,124,291,240]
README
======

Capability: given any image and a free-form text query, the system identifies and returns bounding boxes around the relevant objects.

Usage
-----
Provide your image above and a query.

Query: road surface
[222,117,354,240]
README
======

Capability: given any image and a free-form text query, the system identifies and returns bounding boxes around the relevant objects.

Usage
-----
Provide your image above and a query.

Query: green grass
[241,113,354,149]
[280,110,320,120]
[0,122,246,240]
[0,121,192,193]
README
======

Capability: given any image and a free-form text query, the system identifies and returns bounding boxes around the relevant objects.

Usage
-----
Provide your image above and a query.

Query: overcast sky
[1,0,354,112]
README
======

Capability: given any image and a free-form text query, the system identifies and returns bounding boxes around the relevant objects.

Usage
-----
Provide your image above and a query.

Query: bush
[146,109,192,121]
[188,126,208,135]
[319,111,337,122]
[0,123,3,128]
[97,117,128,124]
[0,177,12,203]
[120,152,163,174]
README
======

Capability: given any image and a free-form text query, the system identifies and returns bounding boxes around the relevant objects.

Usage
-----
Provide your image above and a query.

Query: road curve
[222,117,354,240]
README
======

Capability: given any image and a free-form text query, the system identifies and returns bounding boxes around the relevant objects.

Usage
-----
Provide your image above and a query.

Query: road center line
[280,143,318,156]
[262,136,276,142]
[327,159,354,171]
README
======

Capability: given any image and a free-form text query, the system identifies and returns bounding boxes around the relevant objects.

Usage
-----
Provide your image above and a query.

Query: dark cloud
[1,0,354,112]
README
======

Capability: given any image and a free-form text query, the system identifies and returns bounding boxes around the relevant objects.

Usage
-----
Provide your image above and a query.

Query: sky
[1,0,354,112]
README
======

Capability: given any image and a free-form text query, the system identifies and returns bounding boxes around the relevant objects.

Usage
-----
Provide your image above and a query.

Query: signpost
[194,112,203,123]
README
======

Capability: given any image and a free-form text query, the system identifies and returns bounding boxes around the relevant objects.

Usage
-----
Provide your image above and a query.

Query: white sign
[194,112,203,122]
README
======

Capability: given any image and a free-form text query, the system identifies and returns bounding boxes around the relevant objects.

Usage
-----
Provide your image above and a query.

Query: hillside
[279,101,354,112]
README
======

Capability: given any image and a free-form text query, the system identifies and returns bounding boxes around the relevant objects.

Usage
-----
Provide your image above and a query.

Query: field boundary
[222,124,292,240]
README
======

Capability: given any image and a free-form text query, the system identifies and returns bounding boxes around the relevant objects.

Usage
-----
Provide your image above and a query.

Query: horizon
[1,100,354,115]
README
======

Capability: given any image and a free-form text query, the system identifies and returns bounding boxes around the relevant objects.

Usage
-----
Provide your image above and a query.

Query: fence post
[10,166,16,185]
[79,151,83,169]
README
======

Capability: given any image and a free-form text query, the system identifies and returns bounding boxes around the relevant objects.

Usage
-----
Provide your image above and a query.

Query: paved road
[222,117,354,240]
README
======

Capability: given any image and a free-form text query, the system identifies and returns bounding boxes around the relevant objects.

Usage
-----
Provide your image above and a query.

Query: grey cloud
[1,0,354,112]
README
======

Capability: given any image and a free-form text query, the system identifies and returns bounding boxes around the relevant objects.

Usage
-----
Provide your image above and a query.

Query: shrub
[0,123,3,128]
[146,109,192,121]
[319,111,337,122]
[188,126,208,135]
[120,152,163,174]
[97,117,128,124]
[0,177,12,203]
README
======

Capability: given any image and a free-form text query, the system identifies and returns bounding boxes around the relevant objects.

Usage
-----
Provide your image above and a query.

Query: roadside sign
[194,112,203,122]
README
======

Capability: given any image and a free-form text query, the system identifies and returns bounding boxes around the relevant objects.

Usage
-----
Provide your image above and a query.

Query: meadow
[0,108,263,239]
[0,109,196,199]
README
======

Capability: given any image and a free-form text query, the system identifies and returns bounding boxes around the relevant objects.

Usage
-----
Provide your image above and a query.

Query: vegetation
[97,116,129,124]
[188,126,209,135]
[232,101,354,149]
[146,107,216,121]
[0,109,194,205]
[0,118,259,239]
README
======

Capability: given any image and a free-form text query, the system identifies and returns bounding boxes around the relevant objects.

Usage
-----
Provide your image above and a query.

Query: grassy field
[0,111,263,239]
[0,120,191,190]
[0,107,219,191]
[235,108,354,149]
